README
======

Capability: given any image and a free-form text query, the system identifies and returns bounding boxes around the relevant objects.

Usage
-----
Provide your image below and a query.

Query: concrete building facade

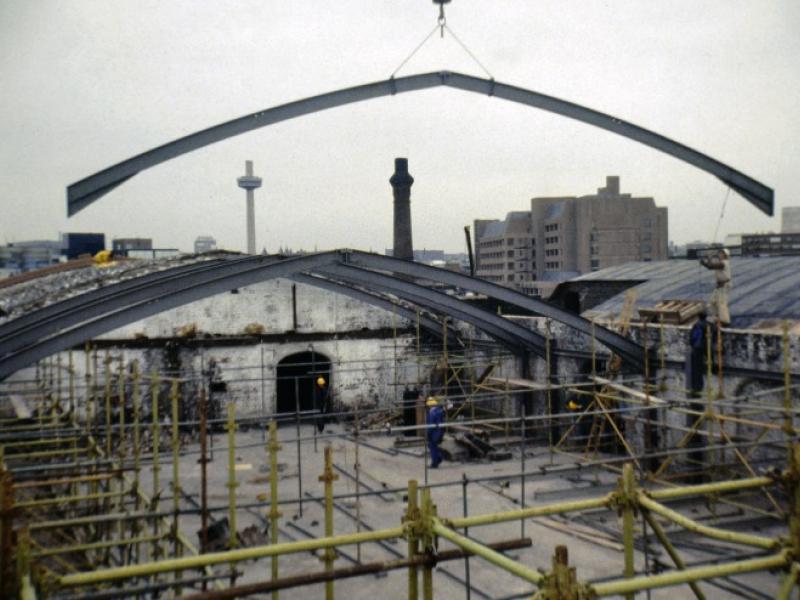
[474,212,533,286]
[741,232,800,256]
[0,240,61,274]
[475,176,668,296]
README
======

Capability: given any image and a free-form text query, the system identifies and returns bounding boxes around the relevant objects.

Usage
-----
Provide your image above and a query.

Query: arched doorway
[276,351,332,415]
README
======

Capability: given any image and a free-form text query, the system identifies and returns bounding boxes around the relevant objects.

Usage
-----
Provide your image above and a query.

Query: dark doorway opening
[276,351,332,416]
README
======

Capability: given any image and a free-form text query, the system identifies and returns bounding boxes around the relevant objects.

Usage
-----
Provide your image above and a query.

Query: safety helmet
[567,400,582,411]
[425,397,439,407]
[316,376,326,387]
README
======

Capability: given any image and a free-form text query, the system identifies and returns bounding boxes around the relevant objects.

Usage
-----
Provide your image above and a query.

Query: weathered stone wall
[102,279,411,339]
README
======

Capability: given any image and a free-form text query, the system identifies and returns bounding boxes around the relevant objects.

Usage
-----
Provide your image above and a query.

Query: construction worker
[314,376,330,433]
[687,310,708,396]
[425,396,445,469]
[566,399,583,411]
[701,248,731,325]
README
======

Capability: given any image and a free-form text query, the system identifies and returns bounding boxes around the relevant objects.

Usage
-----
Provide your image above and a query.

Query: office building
[475,176,668,296]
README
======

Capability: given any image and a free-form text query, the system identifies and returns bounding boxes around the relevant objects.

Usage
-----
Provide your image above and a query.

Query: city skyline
[2,1,798,254]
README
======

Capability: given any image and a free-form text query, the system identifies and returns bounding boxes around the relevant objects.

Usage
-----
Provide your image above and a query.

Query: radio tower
[237,160,262,254]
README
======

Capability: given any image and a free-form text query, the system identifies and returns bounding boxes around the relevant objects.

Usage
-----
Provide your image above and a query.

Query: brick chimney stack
[390,158,415,261]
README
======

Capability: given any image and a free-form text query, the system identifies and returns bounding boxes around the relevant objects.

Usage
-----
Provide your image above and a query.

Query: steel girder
[0,258,457,359]
[0,250,645,379]
[0,255,276,358]
[0,257,235,347]
[342,251,645,368]
[316,264,542,354]
[288,272,459,342]
[0,253,336,378]
[0,252,503,377]
[68,71,773,217]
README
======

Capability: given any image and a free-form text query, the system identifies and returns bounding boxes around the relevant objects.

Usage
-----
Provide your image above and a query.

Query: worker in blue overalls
[426,396,445,469]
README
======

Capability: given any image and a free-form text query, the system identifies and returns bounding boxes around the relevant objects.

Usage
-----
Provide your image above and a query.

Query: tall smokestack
[390,157,414,261]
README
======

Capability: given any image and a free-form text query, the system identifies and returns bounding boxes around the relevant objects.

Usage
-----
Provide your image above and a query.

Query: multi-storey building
[0,240,62,274]
[474,212,534,286]
[741,233,800,256]
[474,176,668,296]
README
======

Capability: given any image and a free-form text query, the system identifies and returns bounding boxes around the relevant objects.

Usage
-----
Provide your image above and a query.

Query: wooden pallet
[638,299,705,324]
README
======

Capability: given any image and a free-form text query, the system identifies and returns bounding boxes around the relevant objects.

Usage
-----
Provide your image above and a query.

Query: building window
[507,250,514,258]
[591,259,600,270]
[507,238,514,246]
[507,262,514,269]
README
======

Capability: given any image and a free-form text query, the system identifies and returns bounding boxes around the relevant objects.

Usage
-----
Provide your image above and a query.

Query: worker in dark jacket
[426,397,445,469]
[688,311,708,397]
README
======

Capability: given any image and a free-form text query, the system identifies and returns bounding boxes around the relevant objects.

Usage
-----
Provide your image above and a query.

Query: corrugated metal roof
[577,257,800,327]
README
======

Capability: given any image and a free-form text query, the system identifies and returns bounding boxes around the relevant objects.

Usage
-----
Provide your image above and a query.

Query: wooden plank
[7,395,32,419]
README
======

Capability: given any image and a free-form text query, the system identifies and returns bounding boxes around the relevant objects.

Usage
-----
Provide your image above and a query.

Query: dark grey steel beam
[0,253,339,378]
[342,251,645,368]
[0,252,493,377]
[289,273,457,342]
[68,71,773,216]
[0,257,236,346]
[0,255,274,358]
[314,264,543,355]
[0,250,642,378]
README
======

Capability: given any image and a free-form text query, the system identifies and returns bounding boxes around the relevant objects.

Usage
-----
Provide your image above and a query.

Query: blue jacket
[426,405,445,444]
[689,320,707,351]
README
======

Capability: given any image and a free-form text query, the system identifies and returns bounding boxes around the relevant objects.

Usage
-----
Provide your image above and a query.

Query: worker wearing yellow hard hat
[314,375,329,432]
[567,400,583,411]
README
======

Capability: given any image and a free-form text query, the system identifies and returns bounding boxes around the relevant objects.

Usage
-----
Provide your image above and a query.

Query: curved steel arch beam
[0,253,459,360]
[0,249,642,378]
[313,265,539,354]
[68,70,773,216]
[0,257,240,348]
[0,255,273,358]
[342,251,645,368]
[0,253,342,379]
[0,251,512,378]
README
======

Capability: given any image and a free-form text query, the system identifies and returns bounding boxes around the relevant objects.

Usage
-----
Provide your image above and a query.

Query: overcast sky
[1,1,798,254]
